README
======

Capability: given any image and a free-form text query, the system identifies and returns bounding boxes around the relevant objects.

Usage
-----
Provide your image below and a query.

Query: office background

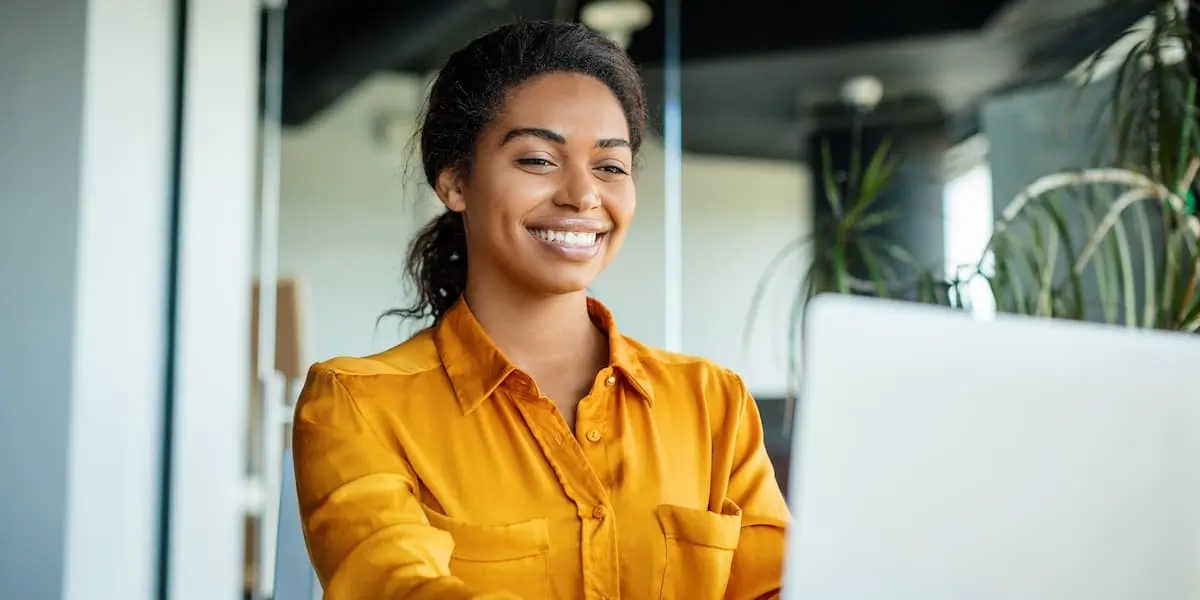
[1,0,1186,599]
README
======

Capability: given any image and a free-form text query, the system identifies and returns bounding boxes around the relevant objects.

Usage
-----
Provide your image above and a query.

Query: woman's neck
[462,282,605,373]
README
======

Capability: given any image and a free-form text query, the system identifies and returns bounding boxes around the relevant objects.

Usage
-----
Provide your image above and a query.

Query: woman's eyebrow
[501,127,629,149]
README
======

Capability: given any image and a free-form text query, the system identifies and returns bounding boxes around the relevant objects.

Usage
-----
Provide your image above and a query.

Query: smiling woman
[290,20,790,600]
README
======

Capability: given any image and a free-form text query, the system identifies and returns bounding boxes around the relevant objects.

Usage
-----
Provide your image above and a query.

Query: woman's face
[436,72,635,298]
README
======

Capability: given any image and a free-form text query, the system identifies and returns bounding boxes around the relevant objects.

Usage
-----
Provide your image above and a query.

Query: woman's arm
[292,364,517,600]
[722,375,792,600]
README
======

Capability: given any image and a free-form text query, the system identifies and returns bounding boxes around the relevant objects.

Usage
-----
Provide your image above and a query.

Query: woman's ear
[434,167,467,213]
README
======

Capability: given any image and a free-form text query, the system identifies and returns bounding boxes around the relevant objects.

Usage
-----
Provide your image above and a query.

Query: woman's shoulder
[298,329,449,409]
[617,335,750,400]
[320,326,445,372]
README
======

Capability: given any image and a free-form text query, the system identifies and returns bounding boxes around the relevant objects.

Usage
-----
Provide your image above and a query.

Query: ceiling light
[580,0,653,49]
[840,75,884,113]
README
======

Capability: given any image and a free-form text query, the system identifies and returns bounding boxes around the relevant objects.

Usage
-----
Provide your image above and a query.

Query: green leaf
[1022,206,1060,316]
[1159,224,1183,328]
[1173,231,1200,326]
[1130,199,1159,328]
[850,207,905,232]
[1045,196,1086,318]
[848,138,897,221]
[820,139,843,217]
[1077,193,1119,324]
[1173,77,1196,191]
[1109,211,1138,327]
[857,243,891,299]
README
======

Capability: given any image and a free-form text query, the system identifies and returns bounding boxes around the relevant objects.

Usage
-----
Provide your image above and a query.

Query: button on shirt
[292,298,791,600]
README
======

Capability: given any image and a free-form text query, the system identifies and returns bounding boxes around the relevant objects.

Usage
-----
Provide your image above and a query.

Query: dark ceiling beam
[281,0,494,127]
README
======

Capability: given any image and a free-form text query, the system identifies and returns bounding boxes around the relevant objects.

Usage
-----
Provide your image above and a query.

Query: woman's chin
[526,268,602,297]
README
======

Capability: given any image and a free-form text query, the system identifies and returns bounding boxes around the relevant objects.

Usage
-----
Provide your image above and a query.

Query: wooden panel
[250,278,307,381]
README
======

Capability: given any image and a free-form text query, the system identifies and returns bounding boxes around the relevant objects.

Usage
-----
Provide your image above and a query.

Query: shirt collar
[433,297,655,414]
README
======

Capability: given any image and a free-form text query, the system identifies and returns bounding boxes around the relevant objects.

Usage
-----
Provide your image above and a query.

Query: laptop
[783,295,1200,600]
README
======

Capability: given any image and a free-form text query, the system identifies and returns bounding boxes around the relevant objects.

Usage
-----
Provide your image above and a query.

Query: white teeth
[529,229,599,247]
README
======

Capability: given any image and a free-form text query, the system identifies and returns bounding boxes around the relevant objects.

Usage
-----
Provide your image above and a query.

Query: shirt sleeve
[291,363,518,600]
[722,374,792,600]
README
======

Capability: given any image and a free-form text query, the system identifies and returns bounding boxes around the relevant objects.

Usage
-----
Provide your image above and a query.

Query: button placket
[505,373,618,599]
[575,371,617,496]
[580,373,623,599]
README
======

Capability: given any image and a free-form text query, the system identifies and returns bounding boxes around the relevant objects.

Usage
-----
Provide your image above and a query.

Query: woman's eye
[597,165,629,176]
[517,157,554,167]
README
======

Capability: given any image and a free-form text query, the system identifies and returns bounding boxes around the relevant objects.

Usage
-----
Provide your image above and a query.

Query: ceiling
[277,0,1152,160]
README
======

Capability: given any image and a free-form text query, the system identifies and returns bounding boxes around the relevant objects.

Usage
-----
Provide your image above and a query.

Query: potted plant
[983,0,1200,329]
[752,0,1200,421]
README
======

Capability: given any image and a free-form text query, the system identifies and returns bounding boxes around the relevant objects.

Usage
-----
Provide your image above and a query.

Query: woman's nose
[554,166,601,211]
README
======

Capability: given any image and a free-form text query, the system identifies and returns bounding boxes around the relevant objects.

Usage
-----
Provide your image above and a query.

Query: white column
[167,1,259,599]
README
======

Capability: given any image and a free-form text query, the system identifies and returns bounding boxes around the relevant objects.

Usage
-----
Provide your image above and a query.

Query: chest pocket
[656,500,743,600]
[422,506,553,599]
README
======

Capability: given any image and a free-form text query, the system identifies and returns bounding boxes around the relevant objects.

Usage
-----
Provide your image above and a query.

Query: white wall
[277,75,437,361]
[678,153,808,395]
[278,73,810,396]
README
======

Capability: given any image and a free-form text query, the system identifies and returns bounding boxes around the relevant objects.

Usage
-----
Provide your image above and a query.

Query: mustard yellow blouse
[292,298,791,600]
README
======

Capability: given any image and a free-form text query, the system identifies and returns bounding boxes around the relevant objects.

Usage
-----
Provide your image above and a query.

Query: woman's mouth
[526,227,608,260]
[527,228,603,247]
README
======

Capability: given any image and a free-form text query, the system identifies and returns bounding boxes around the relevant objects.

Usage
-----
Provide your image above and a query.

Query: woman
[293,20,790,600]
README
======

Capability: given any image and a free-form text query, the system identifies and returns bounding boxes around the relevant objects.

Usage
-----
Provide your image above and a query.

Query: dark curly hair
[387,20,648,323]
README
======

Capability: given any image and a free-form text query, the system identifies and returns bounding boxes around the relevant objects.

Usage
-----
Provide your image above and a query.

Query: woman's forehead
[492,73,630,141]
